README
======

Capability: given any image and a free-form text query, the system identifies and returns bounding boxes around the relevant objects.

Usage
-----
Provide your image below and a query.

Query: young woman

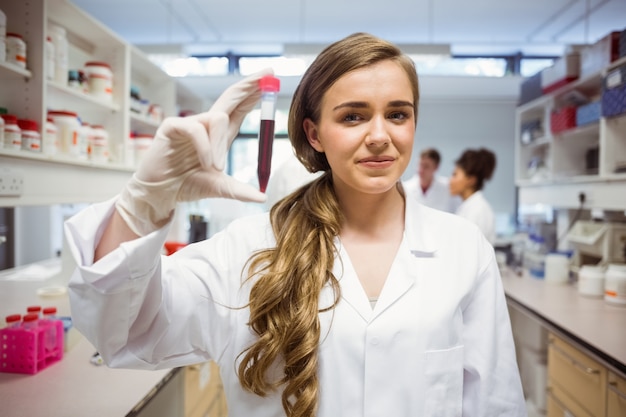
[66,33,525,417]
[449,148,497,243]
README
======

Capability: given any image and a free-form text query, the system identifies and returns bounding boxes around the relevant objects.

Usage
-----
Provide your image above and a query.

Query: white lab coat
[65,196,525,417]
[455,191,496,244]
[402,174,459,213]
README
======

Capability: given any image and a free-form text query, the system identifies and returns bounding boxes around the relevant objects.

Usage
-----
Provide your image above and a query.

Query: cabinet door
[547,384,594,417]
[548,334,607,417]
[607,371,626,417]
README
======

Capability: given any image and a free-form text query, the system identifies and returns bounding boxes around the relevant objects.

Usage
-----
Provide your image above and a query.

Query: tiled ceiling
[71,0,626,56]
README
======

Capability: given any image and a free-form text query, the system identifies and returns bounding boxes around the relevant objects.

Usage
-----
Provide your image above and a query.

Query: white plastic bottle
[0,8,6,62]
[45,35,55,80]
[48,24,68,85]
[2,114,21,149]
[48,110,80,156]
[605,264,626,306]
[6,32,26,68]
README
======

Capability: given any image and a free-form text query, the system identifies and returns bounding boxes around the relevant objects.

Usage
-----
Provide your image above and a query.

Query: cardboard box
[580,31,621,78]
[541,53,580,94]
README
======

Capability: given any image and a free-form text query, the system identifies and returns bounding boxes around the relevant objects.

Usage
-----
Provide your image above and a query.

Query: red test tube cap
[259,75,280,92]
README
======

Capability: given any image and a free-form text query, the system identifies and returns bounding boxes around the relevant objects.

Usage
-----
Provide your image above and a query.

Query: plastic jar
[44,117,58,155]
[48,24,68,85]
[605,264,626,306]
[0,8,6,62]
[2,114,21,149]
[133,134,153,166]
[68,69,81,90]
[76,122,91,160]
[45,35,55,80]
[17,119,41,152]
[85,61,113,101]
[0,113,4,149]
[6,32,26,68]
[578,265,605,298]
[90,125,109,163]
[48,110,80,156]
[148,104,163,122]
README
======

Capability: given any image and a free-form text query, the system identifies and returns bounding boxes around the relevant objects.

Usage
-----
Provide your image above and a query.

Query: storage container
[47,24,68,85]
[2,114,21,149]
[544,253,570,284]
[578,265,605,297]
[604,263,626,306]
[576,100,601,126]
[0,8,6,62]
[90,125,109,164]
[579,31,621,78]
[133,134,153,166]
[47,110,80,156]
[84,61,113,102]
[619,28,626,58]
[541,52,580,94]
[43,117,58,155]
[0,319,64,374]
[519,72,543,106]
[602,63,626,118]
[6,33,26,68]
[17,119,41,152]
[550,106,577,134]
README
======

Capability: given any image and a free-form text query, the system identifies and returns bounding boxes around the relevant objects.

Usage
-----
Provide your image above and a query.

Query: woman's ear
[303,118,324,152]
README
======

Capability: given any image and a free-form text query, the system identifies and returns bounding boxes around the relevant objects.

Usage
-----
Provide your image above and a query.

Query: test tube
[257,75,280,193]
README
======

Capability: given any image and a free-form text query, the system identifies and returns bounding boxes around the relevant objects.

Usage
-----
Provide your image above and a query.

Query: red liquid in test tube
[257,75,280,193]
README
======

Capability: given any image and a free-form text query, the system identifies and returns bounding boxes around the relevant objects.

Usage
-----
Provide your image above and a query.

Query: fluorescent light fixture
[284,42,450,57]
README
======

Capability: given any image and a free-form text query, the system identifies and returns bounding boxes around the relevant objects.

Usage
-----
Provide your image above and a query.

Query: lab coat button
[370,337,379,345]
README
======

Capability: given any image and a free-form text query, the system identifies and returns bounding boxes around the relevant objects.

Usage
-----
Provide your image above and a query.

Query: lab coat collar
[332,195,439,322]
[403,196,438,256]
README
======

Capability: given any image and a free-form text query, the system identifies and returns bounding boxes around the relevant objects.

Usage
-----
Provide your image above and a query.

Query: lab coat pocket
[423,345,464,417]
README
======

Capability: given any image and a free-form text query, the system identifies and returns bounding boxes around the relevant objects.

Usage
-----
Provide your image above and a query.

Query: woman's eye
[389,111,409,121]
[342,113,362,122]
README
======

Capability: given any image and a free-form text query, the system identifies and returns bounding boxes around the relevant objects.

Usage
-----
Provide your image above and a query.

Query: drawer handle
[550,343,601,375]
[609,381,626,401]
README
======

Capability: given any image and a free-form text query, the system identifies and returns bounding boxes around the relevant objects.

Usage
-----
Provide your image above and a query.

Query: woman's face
[303,60,416,198]
[449,166,475,197]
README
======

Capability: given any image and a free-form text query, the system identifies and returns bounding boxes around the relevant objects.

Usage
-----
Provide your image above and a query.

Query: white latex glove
[116,69,271,236]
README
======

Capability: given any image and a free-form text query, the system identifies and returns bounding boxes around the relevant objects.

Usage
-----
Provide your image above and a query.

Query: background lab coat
[455,190,496,244]
[66,197,525,417]
[402,175,459,213]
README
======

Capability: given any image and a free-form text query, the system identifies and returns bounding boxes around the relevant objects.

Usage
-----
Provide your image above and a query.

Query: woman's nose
[365,117,390,147]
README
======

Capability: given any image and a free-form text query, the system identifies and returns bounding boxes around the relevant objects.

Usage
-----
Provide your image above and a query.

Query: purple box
[620,28,626,58]
[602,63,626,118]
[519,71,543,106]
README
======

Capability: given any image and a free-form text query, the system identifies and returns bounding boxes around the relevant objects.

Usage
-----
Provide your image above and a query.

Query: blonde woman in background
[65,33,525,417]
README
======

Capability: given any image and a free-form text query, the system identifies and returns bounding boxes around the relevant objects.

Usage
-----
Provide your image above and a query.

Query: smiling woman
[65,32,526,417]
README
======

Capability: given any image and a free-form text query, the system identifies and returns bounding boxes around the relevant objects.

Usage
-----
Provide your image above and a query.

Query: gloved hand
[116,69,272,236]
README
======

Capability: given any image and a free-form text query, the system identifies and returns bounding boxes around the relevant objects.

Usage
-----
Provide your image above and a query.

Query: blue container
[576,101,601,126]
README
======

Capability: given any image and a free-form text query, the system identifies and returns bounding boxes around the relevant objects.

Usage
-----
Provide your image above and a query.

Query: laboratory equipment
[257,75,280,193]
[566,220,626,266]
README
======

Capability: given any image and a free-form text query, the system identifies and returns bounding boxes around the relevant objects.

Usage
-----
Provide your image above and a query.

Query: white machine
[566,220,626,266]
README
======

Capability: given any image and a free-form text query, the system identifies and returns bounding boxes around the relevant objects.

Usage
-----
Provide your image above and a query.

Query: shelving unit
[515,55,626,210]
[0,0,202,206]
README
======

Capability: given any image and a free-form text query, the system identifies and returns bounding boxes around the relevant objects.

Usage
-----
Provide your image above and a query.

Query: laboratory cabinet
[547,333,607,417]
[0,0,204,206]
[515,55,626,210]
[607,371,626,417]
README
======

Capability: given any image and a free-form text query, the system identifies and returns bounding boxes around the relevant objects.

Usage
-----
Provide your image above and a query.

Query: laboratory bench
[0,264,226,417]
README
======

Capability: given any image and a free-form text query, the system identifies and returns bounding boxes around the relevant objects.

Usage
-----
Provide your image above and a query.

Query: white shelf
[130,112,161,131]
[47,81,121,112]
[0,0,202,207]
[0,61,32,79]
[515,55,626,211]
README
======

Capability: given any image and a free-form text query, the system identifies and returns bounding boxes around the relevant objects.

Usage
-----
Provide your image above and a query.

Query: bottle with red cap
[26,305,42,317]
[4,314,21,329]
[17,119,41,152]
[2,114,21,149]
[22,313,39,331]
[42,307,59,352]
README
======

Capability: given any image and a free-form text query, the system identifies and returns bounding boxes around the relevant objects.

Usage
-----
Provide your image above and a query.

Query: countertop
[0,267,174,417]
[501,268,626,374]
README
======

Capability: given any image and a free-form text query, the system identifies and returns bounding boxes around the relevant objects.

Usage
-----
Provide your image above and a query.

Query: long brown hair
[238,32,420,417]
